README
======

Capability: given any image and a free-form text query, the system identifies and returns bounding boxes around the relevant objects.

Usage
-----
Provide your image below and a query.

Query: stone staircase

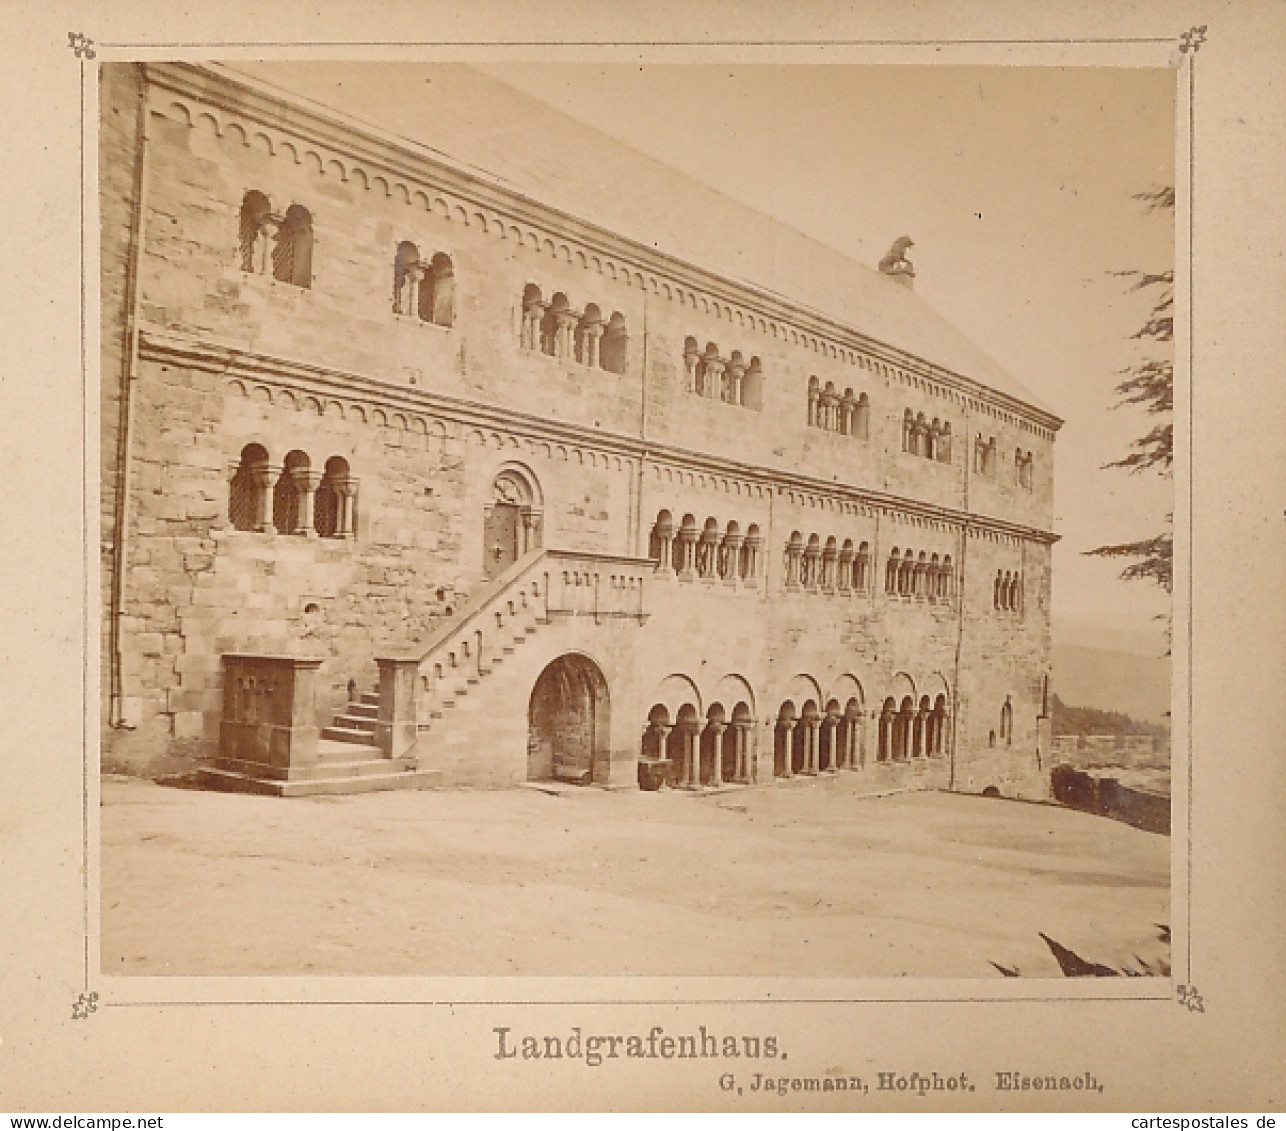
[199,686,441,798]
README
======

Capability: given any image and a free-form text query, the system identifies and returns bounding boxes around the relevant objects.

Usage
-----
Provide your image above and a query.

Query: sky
[472,63,1176,651]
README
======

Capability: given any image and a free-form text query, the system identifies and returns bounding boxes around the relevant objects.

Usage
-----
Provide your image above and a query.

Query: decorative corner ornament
[71,990,99,1020]
[68,31,96,59]
[1179,26,1207,54]
[1176,984,1205,1013]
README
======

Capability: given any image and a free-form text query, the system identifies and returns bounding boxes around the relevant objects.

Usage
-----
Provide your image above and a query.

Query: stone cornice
[138,328,1059,546]
[140,61,1063,436]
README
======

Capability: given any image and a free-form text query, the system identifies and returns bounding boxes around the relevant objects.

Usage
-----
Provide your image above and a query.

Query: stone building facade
[100,61,1061,797]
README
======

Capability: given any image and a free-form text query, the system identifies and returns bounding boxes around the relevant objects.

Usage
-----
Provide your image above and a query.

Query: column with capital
[684,341,701,392]
[336,477,359,538]
[805,719,820,774]
[676,528,697,581]
[709,722,726,787]
[725,358,745,404]
[522,297,545,351]
[252,464,280,533]
[554,310,579,362]
[703,357,725,400]
[290,468,323,536]
[823,717,838,772]
[654,517,675,574]
[579,317,603,368]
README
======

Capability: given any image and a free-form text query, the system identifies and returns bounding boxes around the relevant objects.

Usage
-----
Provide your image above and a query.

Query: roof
[223,62,1057,420]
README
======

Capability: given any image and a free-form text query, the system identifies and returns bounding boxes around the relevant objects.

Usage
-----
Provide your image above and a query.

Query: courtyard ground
[101,774,1170,978]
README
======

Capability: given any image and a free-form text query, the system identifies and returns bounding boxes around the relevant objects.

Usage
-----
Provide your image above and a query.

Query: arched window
[238,191,273,274]
[939,555,952,599]
[938,422,952,463]
[742,356,764,410]
[885,549,900,594]
[1000,699,1014,746]
[855,541,871,591]
[520,284,544,351]
[392,241,420,315]
[927,554,940,601]
[540,293,569,357]
[994,571,1004,610]
[854,393,870,441]
[314,455,354,538]
[914,413,928,457]
[576,304,602,366]
[1009,574,1022,611]
[740,523,762,579]
[683,337,701,392]
[808,376,821,427]
[600,312,628,374]
[785,531,804,588]
[229,443,270,531]
[928,419,941,460]
[878,698,896,761]
[898,553,914,596]
[273,450,310,534]
[419,252,454,327]
[903,409,915,452]
[272,205,313,288]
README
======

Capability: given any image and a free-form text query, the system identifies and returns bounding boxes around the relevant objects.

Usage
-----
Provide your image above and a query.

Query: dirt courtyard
[101,775,1169,978]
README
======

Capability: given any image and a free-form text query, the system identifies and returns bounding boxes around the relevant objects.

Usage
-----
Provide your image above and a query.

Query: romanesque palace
[100,62,1061,797]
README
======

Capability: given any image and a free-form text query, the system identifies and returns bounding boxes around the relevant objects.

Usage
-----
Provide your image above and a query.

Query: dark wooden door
[483,502,521,579]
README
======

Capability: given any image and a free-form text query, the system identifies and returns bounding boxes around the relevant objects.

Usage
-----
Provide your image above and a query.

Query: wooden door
[483,502,521,579]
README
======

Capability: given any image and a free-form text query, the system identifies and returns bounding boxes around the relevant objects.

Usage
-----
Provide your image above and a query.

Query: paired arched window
[974,434,998,477]
[809,377,868,437]
[685,339,761,409]
[392,242,455,326]
[1015,449,1035,490]
[238,192,313,288]
[521,285,627,373]
[228,443,357,538]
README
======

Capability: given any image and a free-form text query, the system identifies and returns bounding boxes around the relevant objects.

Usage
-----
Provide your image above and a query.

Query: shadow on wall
[1050,764,1170,835]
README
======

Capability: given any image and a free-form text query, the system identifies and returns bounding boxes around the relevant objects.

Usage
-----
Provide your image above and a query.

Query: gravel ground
[101,775,1170,978]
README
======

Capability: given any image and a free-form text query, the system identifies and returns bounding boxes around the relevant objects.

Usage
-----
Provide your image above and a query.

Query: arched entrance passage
[484,465,543,579]
[527,654,609,784]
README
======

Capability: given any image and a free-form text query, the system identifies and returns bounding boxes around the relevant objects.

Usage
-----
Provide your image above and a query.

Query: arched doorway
[484,466,543,580]
[527,654,610,784]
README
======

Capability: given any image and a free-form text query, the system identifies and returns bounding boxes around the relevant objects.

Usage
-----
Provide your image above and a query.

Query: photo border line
[80,30,1192,1010]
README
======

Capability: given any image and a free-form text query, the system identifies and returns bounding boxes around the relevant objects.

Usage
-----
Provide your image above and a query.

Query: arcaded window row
[784,533,873,592]
[993,570,1023,611]
[648,511,763,582]
[808,377,870,438]
[902,410,952,461]
[228,443,357,538]
[684,339,763,409]
[885,548,955,601]
[520,285,628,374]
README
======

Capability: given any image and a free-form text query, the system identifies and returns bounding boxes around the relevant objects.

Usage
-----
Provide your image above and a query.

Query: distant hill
[1051,642,1171,725]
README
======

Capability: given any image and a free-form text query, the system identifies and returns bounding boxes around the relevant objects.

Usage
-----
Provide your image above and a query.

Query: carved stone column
[676,529,697,581]
[703,357,725,400]
[555,311,578,361]
[522,299,546,351]
[336,477,358,538]
[709,722,726,787]
[780,720,796,778]
[654,518,675,573]
[579,319,604,368]
[805,720,820,774]
[743,535,762,585]
[684,343,701,392]
[823,717,839,772]
[726,359,745,404]
[290,468,322,536]
[720,532,743,584]
[684,725,700,788]
[803,547,821,591]
[251,464,280,533]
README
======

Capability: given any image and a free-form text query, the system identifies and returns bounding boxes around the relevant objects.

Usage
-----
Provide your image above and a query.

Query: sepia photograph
[98,59,1175,980]
[4,0,1285,1114]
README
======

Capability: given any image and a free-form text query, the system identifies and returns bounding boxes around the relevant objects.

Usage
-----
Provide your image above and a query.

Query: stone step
[198,766,442,797]
[321,724,381,744]
[345,702,379,720]
[360,692,380,706]
[331,712,378,732]
[316,738,384,764]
